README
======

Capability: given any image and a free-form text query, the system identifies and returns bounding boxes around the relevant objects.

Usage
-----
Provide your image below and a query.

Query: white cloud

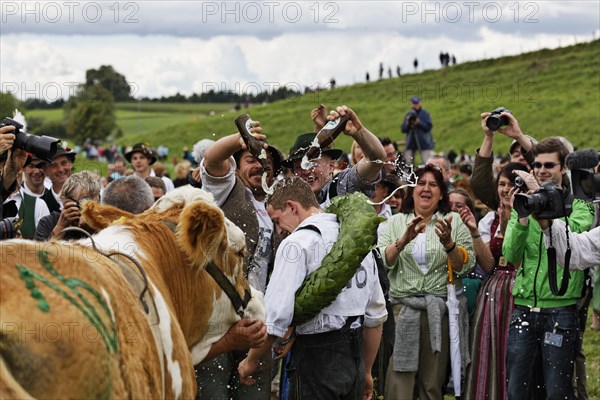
[1,1,598,100]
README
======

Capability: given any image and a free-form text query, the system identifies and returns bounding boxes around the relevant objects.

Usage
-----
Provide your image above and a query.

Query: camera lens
[514,176,524,189]
[486,115,502,131]
[513,192,549,218]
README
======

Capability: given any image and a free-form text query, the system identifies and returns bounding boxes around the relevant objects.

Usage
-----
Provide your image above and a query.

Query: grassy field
[586,312,600,399]
[26,40,600,160]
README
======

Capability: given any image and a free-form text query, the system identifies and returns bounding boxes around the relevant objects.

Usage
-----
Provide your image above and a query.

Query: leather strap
[205,262,251,318]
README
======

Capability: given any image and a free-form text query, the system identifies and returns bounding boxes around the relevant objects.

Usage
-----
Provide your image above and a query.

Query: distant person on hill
[396,66,401,77]
[413,58,418,71]
[379,62,384,79]
[401,96,434,165]
[366,72,370,83]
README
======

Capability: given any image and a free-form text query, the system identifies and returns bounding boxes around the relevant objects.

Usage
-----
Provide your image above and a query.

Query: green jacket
[503,199,594,308]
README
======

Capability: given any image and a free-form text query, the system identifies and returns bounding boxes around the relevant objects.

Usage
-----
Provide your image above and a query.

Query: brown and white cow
[0,187,265,399]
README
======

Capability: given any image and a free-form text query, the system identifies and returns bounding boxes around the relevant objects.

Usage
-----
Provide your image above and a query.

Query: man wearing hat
[401,96,434,164]
[2,155,51,239]
[197,128,281,400]
[125,143,174,193]
[286,105,386,208]
[41,144,77,213]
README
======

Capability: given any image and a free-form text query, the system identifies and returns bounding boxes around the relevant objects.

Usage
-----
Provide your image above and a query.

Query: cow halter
[205,262,252,318]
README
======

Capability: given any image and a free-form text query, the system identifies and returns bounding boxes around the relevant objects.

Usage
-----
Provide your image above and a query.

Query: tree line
[2,64,309,145]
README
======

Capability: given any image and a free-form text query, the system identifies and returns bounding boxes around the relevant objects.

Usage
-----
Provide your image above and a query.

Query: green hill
[30,40,600,158]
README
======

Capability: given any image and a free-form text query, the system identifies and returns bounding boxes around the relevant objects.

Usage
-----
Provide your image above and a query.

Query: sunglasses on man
[532,161,560,170]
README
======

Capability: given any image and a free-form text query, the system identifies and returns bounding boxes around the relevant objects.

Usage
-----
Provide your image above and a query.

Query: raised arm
[203,123,266,178]
[471,113,499,210]
[329,105,385,182]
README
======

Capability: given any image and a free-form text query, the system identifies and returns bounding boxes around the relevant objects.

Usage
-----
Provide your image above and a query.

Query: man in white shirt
[238,177,387,400]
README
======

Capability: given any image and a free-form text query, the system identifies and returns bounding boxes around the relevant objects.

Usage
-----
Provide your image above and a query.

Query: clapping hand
[458,207,477,233]
[435,215,454,247]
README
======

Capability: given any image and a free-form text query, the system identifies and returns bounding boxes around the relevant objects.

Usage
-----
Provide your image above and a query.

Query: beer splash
[367,159,419,206]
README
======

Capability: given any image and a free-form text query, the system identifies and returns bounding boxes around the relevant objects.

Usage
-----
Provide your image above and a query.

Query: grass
[25,40,600,159]
[585,311,600,398]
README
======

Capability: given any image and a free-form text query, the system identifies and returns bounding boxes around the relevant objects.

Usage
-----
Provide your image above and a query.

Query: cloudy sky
[1,1,598,100]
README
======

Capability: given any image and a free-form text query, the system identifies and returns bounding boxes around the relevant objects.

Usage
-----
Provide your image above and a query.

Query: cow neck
[204,262,251,318]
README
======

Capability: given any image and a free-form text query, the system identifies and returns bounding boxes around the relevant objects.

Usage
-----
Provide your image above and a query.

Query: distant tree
[23,98,65,110]
[64,84,116,143]
[85,65,132,102]
[31,120,67,139]
[0,91,20,117]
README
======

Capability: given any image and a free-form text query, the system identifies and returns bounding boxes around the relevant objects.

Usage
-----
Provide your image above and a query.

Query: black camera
[0,216,22,240]
[406,109,418,125]
[571,169,600,202]
[565,148,600,202]
[513,181,573,220]
[513,176,526,191]
[0,117,61,162]
[486,106,512,131]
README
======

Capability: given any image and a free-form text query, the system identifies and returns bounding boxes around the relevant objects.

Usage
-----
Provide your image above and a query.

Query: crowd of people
[1,101,599,400]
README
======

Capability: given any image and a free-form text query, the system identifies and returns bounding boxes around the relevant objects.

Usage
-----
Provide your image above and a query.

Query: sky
[1,1,599,100]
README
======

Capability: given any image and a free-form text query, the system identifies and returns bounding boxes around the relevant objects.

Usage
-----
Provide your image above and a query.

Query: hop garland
[292,192,386,325]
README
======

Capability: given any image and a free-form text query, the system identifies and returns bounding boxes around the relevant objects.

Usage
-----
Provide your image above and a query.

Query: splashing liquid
[235,114,271,173]
[235,113,275,195]
[301,114,350,169]
[368,162,419,206]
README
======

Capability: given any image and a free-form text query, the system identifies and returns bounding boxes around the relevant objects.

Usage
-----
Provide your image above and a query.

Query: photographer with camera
[34,171,101,241]
[502,137,594,400]
[401,96,434,164]
[1,124,30,239]
[471,108,536,211]
[532,149,600,270]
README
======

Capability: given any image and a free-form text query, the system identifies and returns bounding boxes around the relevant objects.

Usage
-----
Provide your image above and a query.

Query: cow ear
[81,202,135,231]
[178,200,227,268]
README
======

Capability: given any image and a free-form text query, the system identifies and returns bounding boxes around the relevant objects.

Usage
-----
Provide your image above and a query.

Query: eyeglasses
[532,161,560,170]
